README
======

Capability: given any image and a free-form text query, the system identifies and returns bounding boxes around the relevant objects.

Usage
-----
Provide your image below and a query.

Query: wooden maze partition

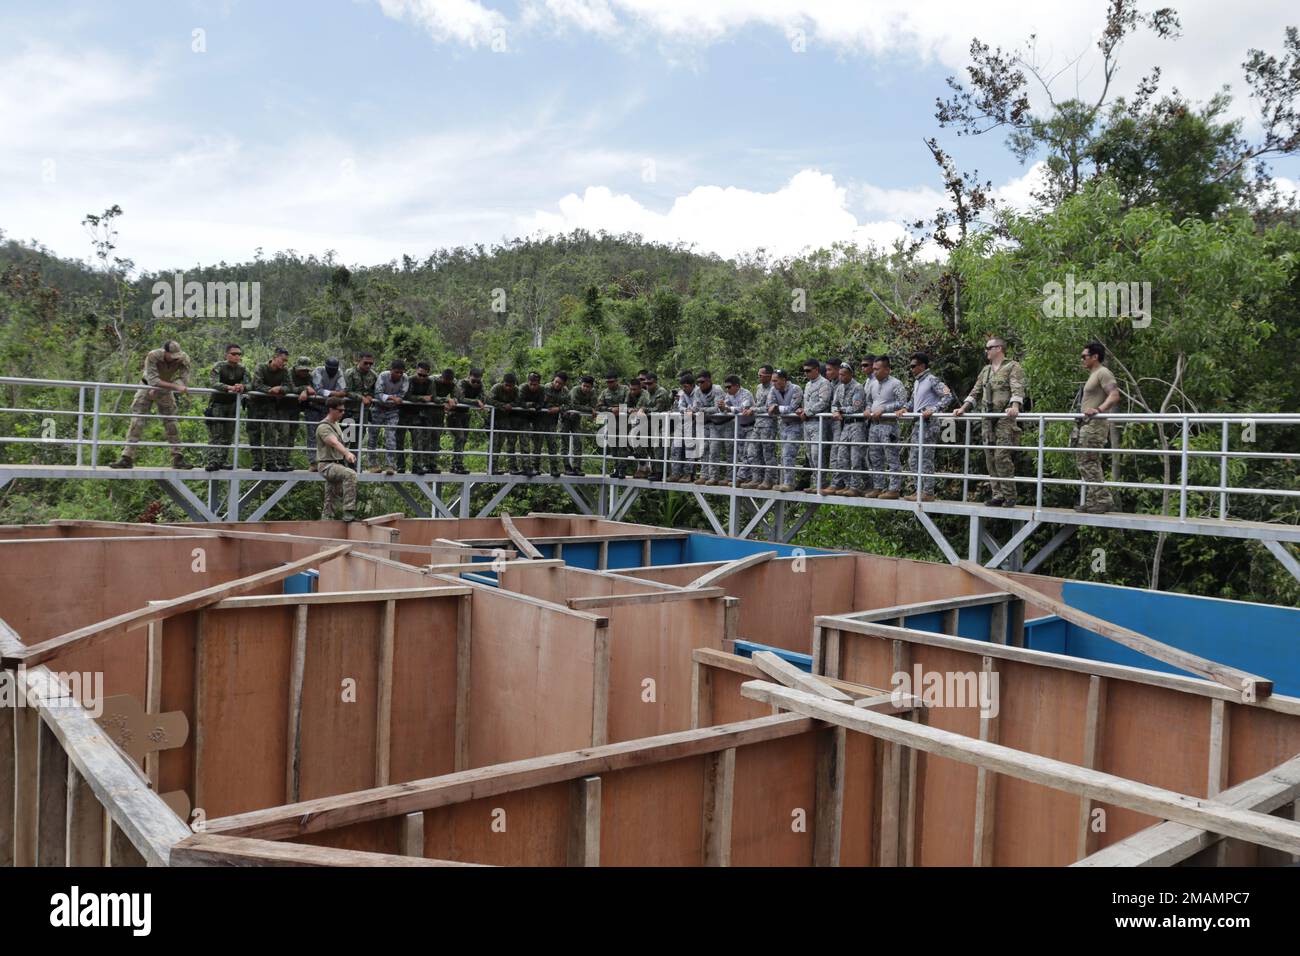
[813,613,1300,866]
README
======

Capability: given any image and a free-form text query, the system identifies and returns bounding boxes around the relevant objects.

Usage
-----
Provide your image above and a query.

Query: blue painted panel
[903,611,943,634]
[562,542,600,569]
[606,540,642,569]
[282,568,319,594]
[956,604,993,642]
[1060,582,1300,697]
[650,538,685,565]
[1025,616,1069,655]
[536,543,556,559]
[683,533,837,564]
[733,639,814,673]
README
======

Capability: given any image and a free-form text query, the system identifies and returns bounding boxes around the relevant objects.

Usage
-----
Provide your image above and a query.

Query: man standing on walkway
[797,358,833,490]
[866,356,909,499]
[307,357,347,472]
[248,347,292,472]
[110,340,193,469]
[203,343,246,472]
[370,359,409,475]
[954,337,1027,507]
[768,369,803,492]
[903,352,954,501]
[1073,342,1121,514]
[827,362,867,496]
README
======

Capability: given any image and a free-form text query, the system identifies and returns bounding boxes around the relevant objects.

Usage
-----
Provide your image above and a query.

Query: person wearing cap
[596,372,631,478]
[317,397,358,521]
[827,362,868,496]
[427,367,459,474]
[308,357,348,472]
[564,374,598,475]
[398,361,437,474]
[284,356,317,470]
[903,352,954,501]
[717,375,755,486]
[670,372,701,481]
[767,369,803,492]
[203,343,247,471]
[866,355,909,499]
[540,372,571,478]
[623,376,652,478]
[641,372,673,481]
[797,358,834,490]
[745,365,778,490]
[953,337,1027,506]
[249,348,293,471]
[488,372,522,474]
[370,359,409,475]
[517,372,548,478]
[110,340,193,469]
[693,370,725,484]
[449,368,486,474]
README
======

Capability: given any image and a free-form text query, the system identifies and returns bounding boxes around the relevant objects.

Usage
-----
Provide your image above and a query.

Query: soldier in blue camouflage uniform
[718,375,756,486]
[743,365,778,490]
[903,352,954,500]
[865,355,909,499]
[767,369,804,492]
[694,370,725,484]
[797,359,834,490]
[670,374,700,481]
[827,362,868,495]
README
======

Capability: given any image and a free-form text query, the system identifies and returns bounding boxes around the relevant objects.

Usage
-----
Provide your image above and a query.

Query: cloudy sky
[2,0,1296,271]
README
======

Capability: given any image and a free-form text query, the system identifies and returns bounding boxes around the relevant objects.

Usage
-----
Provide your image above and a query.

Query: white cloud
[374,0,507,48]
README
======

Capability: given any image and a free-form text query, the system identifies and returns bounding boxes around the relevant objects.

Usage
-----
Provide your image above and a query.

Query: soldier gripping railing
[0,375,1297,574]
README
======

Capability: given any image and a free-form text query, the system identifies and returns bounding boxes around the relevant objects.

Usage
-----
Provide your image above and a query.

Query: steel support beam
[392,482,430,519]
[155,478,219,522]
[247,478,302,522]
[692,491,727,536]
[474,480,518,519]
[916,509,961,565]
[415,480,455,520]
[1264,540,1300,586]
[778,502,821,544]
[985,520,1041,570]
[559,481,595,516]
[738,498,776,541]
[610,487,641,522]
[1022,525,1076,574]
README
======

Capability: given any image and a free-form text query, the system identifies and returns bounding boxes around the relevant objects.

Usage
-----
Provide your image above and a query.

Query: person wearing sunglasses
[953,337,1027,506]
[902,352,954,501]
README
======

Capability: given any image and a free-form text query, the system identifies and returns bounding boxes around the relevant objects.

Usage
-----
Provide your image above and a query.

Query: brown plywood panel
[730,732,817,866]
[158,610,198,801]
[195,605,294,818]
[1226,705,1300,785]
[709,668,771,725]
[296,817,404,855]
[388,597,459,783]
[991,661,1091,866]
[600,756,707,866]
[466,589,597,767]
[841,729,876,866]
[422,782,570,865]
[837,630,895,688]
[299,602,383,800]
[1096,681,1211,847]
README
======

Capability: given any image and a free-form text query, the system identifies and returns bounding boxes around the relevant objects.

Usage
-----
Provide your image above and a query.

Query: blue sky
[1,0,1296,271]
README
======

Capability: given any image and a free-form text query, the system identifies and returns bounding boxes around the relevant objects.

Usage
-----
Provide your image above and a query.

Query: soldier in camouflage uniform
[516,372,548,477]
[623,377,651,478]
[316,398,358,521]
[766,370,803,491]
[744,366,778,490]
[641,372,673,481]
[110,340,193,469]
[797,359,834,490]
[718,375,755,486]
[954,337,1027,506]
[670,374,701,481]
[564,375,598,475]
[539,372,571,478]
[285,356,317,470]
[398,362,436,474]
[248,348,293,471]
[827,362,868,495]
[426,368,459,474]
[488,373,523,474]
[865,356,909,498]
[448,369,485,474]
[343,354,378,469]
[203,344,247,471]
[694,371,725,484]
[1073,342,1120,513]
[307,358,346,470]
[596,373,631,478]
[369,359,409,474]
[903,352,954,500]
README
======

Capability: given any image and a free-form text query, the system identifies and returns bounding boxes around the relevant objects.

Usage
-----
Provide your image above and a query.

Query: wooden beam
[0,699,12,867]
[566,776,601,867]
[193,610,208,814]
[813,726,846,866]
[108,818,146,866]
[751,650,854,703]
[1075,754,1300,867]
[8,544,353,668]
[844,591,1014,623]
[741,680,1300,857]
[65,763,106,866]
[212,586,470,609]
[285,602,306,805]
[566,587,724,611]
[13,702,38,866]
[972,655,1000,866]
[685,550,777,590]
[400,811,424,857]
[169,833,480,867]
[375,600,395,787]
[37,717,70,866]
[362,512,404,525]
[426,558,563,574]
[499,512,544,559]
[145,620,163,788]
[591,628,611,747]
[454,593,472,772]
[1076,675,1107,860]
[958,561,1271,701]
[205,713,815,840]
[701,748,735,866]
[691,647,904,709]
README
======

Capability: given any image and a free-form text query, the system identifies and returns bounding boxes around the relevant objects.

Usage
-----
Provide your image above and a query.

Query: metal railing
[0,375,1297,523]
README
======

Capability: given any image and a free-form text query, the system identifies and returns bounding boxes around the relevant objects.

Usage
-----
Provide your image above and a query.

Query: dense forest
[1,3,1297,607]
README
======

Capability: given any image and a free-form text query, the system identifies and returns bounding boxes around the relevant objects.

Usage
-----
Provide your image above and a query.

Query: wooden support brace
[972,655,1000,866]
[701,749,735,866]
[375,599,395,787]
[566,587,724,610]
[751,650,854,702]
[499,512,544,559]
[1076,675,1108,860]
[685,550,777,590]
[567,776,602,867]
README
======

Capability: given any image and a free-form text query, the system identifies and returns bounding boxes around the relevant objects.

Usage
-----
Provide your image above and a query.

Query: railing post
[915,414,924,502]
[231,394,242,470]
[1035,416,1045,510]
[486,406,495,475]
[961,418,971,503]
[731,416,739,489]
[1219,420,1229,521]
[1179,416,1190,520]
[356,401,366,474]
[75,386,85,466]
[814,414,823,492]
[89,385,102,468]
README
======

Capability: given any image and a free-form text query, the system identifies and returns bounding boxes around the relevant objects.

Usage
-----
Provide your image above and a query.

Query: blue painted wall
[682,533,836,564]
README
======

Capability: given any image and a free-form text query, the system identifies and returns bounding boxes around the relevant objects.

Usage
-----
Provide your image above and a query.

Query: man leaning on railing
[109,340,193,469]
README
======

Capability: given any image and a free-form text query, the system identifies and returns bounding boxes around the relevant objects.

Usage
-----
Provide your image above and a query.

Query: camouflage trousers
[800,418,833,487]
[319,461,357,520]
[868,422,902,490]
[122,388,182,462]
[248,403,291,468]
[778,422,803,487]
[447,414,471,469]
[981,416,1022,502]
[1075,419,1115,509]
[831,420,867,490]
[747,422,778,486]
[906,418,944,493]
[204,402,238,467]
[367,408,400,468]
[397,411,437,471]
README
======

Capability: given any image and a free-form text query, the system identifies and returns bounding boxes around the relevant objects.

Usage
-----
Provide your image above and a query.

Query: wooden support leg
[1207,698,1231,866]
[286,604,308,803]
[972,655,1001,866]
[814,726,846,866]
[454,593,472,771]
[0,696,13,866]
[400,811,424,858]
[37,717,69,866]
[989,600,1008,645]
[13,703,38,867]
[567,775,601,867]
[1076,675,1108,860]
[375,599,395,787]
[65,763,106,866]
[108,818,145,867]
[702,748,736,866]
[691,660,713,730]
